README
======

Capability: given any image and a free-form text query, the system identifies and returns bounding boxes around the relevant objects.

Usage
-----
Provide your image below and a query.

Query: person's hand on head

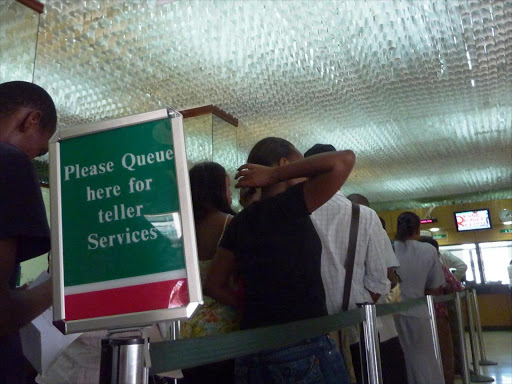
[235,163,278,188]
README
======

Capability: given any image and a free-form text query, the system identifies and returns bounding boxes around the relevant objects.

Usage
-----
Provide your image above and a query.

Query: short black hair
[347,193,370,207]
[304,143,336,157]
[0,81,57,132]
[247,137,297,166]
[189,162,235,222]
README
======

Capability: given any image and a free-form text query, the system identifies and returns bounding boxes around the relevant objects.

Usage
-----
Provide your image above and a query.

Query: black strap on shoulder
[342,202,360,312]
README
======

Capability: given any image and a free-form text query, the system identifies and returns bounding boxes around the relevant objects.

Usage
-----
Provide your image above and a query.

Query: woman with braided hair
[393,212,446,384]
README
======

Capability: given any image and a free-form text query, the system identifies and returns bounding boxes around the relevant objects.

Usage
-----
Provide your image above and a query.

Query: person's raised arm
[235,150,355,213]
[0,238,52,337]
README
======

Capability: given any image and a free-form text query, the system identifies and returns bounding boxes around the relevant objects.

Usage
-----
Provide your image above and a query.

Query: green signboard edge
[49,108,203,334]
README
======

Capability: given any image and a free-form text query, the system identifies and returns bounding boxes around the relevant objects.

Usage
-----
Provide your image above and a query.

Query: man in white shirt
[305,144,407,384]
[440,250,467,281]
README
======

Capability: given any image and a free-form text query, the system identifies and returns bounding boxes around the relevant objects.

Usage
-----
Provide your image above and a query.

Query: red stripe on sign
[65,278,189,320]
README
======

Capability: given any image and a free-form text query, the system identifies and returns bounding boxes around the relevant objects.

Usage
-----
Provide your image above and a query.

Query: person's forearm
[0,279,52,336]
[271,150,355,182]
[387,268,398,289]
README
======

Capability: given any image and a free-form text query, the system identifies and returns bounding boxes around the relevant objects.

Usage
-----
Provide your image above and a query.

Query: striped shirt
[312,191,398,342]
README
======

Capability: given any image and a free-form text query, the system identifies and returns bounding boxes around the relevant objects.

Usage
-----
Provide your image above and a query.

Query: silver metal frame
[455,292,471,384]
[361,304,383,384]
[50,108,202,334]
[426,295,444,378]
[465,290,495,383]
[470,289,497,366]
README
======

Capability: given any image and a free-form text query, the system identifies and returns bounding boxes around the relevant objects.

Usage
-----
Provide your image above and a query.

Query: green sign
[60,118,185,287]
[433,234,447,239]
[51,109,202,333]
[500,229,512,234]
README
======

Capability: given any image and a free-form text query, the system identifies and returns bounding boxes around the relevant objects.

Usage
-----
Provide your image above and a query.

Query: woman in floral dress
[181,162,240,383]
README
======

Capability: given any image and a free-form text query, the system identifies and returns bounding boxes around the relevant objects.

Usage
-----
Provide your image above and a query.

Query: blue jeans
[234,335,349,384]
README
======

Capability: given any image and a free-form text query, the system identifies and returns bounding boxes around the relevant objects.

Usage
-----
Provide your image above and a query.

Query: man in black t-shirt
[0,81,57,384]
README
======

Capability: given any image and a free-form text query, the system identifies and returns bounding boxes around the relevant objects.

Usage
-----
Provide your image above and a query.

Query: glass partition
[183,114,213,167]
[181,111,239,209]
[440,241,512,285]
[0,0,40,83]
[479,241,512,285]
[439,243,480,283]
[213,114,240,210]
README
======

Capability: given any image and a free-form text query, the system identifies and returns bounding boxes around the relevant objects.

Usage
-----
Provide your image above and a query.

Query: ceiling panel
[30,0,512,208]
[0,0,39,83]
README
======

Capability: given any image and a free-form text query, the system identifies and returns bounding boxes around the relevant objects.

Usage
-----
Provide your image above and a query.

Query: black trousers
[181,359,234,384]
[350,336,408,384]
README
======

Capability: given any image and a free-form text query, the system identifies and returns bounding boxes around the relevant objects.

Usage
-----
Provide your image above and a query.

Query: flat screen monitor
[454,209,492,232]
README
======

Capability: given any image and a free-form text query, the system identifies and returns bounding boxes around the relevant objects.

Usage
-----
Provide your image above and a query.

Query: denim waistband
[238,335,333,363]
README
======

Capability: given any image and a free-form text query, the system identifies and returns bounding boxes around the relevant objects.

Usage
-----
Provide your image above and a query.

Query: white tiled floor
[455,331,512,384]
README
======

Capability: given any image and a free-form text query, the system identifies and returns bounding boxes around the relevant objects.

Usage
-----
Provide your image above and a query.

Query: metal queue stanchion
[360,303,383,384]
[99,329,150,384]
[170,321,181,384]
[469,289,498,366]
[455,292,472,384]
[465,291,494,382]
[150,293,486,384]
[426,295,444,378]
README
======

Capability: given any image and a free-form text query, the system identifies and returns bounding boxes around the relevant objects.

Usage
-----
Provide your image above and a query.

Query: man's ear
[278,157,289,166]
[20,110,42,133]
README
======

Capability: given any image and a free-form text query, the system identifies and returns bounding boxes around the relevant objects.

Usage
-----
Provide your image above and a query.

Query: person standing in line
[205,137,355,384]
[0,81,57,384]
[303,144,406,384]
[439,250,468,281]
[344,191,407,384]
[394,212,446,384]
[419,236,463,384]
[180,162,239,384]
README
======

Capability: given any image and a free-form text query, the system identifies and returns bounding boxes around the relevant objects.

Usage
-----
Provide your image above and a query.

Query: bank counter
[469,284,512,330]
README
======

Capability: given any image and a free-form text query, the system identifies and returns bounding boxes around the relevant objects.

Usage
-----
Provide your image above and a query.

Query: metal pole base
[479,359,498,366]
[100,336,149,384]
[470,369,495,383]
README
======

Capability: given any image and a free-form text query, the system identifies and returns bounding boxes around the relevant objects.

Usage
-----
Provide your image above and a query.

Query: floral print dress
[180,260,240,338]
[435,264,463,318]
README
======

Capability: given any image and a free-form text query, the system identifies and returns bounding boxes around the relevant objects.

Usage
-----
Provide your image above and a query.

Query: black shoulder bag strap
[342,202,361,312]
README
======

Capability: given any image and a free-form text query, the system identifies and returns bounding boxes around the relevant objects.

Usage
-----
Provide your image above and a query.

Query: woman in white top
[393,211,446,384]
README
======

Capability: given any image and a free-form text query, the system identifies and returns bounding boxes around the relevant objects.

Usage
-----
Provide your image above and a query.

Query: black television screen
[454,209,492,232]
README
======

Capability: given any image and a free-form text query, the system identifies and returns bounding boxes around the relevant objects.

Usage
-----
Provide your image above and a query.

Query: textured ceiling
[27,0,512,208]
[0,1,39,83]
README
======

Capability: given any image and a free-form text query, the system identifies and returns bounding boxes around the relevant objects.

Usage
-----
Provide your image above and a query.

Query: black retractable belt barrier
[151,308,365,374]
[149,292,474,384]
